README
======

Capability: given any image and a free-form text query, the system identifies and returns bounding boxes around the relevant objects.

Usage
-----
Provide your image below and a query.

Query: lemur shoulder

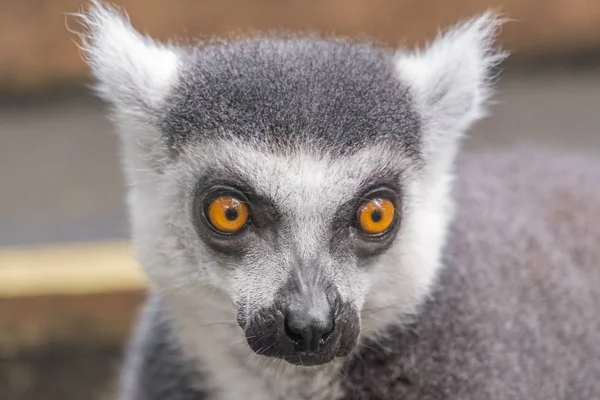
[74,2,600,399]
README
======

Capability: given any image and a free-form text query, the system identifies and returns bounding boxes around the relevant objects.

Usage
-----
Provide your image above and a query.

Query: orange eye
[207,196,249,233]
[358,198,395,234]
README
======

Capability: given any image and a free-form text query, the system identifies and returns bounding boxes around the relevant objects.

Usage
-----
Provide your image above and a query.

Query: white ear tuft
[72,0,180,114]
[396,12,508,139]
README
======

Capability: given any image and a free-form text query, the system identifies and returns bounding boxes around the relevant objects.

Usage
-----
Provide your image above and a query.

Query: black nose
[284,309,335,353]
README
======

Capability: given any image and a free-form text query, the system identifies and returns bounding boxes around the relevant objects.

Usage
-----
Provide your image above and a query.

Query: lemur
[75,2,600,399]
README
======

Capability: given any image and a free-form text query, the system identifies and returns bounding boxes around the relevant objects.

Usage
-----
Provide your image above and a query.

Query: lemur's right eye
[358,198,395,235]
[207,196,249,233]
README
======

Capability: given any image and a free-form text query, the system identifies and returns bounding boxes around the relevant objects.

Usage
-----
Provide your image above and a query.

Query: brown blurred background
[1,1,599,399]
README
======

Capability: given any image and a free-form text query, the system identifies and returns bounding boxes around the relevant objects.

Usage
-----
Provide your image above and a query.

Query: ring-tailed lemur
[75,2,600,399]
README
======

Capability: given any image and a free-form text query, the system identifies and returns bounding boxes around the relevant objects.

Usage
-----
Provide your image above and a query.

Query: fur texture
[342,150,600,399]
[120,150,600,399]
[73,2,598,399]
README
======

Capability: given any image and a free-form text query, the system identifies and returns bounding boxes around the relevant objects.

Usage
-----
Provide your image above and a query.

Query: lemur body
[121,151,600,400]
[75,2,600,399]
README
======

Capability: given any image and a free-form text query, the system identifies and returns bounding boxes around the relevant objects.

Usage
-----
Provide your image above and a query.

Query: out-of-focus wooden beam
[0,240,144,356]
[0,241,143,298]
[1,0,600,92]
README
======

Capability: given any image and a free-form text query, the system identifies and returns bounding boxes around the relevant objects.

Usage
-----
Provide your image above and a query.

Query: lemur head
[78,1,505,367]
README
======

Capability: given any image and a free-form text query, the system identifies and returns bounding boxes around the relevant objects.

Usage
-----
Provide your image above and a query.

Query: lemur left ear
[73,0,181,118]
[395,12,507,145]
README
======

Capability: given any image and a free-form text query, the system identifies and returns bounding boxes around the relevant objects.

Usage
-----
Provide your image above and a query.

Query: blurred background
[0,0,599,399]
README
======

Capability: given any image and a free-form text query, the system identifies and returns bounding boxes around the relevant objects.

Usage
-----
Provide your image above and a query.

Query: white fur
[395,12,507,164]
[125,138,450,399]
[73,1,180,114]
[72,1,181,205]
[361,12,508,339]
[358,16,510,343]
[139,141,415,400]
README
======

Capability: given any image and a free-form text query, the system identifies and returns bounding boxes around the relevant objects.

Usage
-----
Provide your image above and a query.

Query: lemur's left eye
[207,196,249,233]
[358,198,395,234]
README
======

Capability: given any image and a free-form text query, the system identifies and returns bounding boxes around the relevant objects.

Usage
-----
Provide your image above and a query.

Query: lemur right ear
[73,1,181,120]
[395,12,507,151]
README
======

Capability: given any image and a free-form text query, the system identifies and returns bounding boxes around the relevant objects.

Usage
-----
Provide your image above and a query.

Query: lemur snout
[241,275,360,366]
[276,272,344,363]
[283,302,335,354]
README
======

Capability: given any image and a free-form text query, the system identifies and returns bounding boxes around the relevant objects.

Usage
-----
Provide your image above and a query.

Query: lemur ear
[395,12,507,144]
[73,1,180,118]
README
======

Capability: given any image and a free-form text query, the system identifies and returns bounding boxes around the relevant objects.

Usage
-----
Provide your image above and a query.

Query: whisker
[357,342,382,355]
[347,288,371,307]
[361,302,406,315]
[194,320,238,329]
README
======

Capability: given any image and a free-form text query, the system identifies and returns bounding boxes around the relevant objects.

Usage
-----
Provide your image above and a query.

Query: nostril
[283,312,335,353]
[284,316,305,345]
[320,318,335,344]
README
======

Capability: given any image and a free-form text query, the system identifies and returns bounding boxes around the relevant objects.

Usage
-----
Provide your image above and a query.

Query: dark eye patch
[329,174,403,259]
[191,169,282,254]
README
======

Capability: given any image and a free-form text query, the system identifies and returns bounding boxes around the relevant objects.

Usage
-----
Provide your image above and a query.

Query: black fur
[240,267,360,366]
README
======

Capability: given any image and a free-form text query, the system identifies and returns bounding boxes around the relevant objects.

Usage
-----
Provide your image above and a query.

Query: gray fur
[119,297,209,400]
[120,151,600,399]
[74,2,599,399]
[342,150,600,399]
[164,36,420,157]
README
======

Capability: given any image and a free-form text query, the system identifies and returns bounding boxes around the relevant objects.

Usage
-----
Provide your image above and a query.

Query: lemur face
[151,39,423,364]
[174,140,417,365]
[78,1,504,366]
